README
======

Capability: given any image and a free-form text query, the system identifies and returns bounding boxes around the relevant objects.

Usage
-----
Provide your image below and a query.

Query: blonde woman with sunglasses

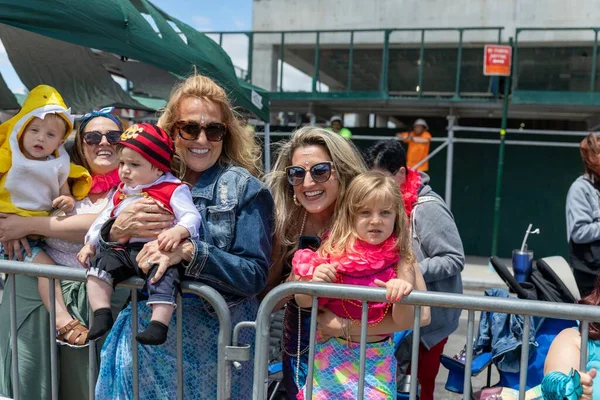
[264,126,428,399]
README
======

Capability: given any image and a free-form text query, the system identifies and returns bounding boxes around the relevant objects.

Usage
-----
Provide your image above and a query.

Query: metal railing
[252,281,600,400]
[0,260,245,400]
[514,27,600,92]
[205,27,504,98]
[207,26,600,102]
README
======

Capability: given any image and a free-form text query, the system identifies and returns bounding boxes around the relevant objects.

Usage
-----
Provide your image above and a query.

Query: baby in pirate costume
[0,85,92,347]
[77,123,201,345]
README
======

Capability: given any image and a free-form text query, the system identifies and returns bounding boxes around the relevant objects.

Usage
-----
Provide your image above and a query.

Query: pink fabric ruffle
[90,169,120,194]
[292,236,399,277]
[401,168,421,216]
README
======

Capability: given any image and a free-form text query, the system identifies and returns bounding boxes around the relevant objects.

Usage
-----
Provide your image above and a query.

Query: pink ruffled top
[292,237,399,324]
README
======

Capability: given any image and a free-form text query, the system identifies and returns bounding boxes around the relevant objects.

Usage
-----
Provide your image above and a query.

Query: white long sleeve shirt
[85,172,201,247]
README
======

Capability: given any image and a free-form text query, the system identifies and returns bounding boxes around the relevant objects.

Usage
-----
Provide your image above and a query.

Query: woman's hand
[110,198,174,243]
[0,213,32,242]
[1,238,31,261]
[374,278,413,302]
[580,368,596,399]
[136,239,192,284]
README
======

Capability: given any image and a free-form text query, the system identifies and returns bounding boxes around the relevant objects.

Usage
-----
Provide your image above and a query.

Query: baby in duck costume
[0,85,91,347]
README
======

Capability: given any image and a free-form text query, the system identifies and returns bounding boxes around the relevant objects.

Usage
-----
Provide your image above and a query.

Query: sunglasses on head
[175,120,227,142]
[82,130,122,145]
[285,161,334,186]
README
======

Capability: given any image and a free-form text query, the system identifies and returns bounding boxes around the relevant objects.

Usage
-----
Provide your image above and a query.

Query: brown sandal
[56,319,89,348]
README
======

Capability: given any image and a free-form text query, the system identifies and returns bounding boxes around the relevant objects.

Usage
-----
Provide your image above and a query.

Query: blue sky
[152,0,252,32]
[0,0,253,94]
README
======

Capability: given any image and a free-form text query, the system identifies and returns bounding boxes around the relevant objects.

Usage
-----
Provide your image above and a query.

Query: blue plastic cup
[512,250,533,283]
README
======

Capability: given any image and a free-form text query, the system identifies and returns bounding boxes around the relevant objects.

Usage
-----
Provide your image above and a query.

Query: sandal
[56,319,89,348]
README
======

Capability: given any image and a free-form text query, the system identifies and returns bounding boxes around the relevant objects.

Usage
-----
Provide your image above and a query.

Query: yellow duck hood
[0,85,91,216]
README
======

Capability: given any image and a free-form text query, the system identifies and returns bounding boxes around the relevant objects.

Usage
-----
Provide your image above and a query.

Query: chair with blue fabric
[440,256,580,397]
[393,330,424,399]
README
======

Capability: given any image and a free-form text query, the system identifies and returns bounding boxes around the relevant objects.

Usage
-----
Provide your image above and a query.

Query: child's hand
[157,228,184,252]
[52,195,75,213]
[374,278,413,302]
[312,263,338,283]
[77,244,95,268]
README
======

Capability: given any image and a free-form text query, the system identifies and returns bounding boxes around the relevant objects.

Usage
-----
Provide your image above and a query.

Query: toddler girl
[293,171,423,399]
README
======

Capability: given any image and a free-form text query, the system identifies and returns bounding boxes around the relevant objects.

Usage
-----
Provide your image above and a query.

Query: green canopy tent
[0,0,269,121]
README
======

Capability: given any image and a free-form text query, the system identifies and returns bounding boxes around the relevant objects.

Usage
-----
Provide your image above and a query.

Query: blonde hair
[318,171,415,266]
[157,73,262,178]
[266,126,367,269]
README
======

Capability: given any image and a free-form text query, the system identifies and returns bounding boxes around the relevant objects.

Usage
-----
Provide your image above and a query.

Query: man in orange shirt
[396,118,432,172]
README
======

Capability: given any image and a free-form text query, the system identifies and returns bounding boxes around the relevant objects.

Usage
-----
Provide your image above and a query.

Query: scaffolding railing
[204,27,505,99]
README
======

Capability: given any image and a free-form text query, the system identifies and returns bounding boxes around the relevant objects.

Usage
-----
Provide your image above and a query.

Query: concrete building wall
[253,0,598,42]
[251,0,600,89]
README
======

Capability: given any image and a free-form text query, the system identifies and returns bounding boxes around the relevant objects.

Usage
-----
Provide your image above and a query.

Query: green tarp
[0,24,147,113]
[0,0,269,120]
[0,73,18,110]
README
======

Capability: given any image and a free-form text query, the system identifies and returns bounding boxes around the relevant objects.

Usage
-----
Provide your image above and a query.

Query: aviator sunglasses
[82,130,122,145]
[285,161,334,186]
[175,120,227,142]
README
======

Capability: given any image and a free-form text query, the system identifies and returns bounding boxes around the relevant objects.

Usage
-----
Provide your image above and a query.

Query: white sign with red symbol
[483,45,512,76]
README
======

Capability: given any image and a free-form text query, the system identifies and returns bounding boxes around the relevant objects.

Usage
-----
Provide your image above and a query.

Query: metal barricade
[0,260,243,400]
[252,281,600,400]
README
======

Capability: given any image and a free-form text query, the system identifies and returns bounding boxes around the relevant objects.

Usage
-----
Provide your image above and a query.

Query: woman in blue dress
[94,74,274,399]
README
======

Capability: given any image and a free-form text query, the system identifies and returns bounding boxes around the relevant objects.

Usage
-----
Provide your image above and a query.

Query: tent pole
[264,123,271,173]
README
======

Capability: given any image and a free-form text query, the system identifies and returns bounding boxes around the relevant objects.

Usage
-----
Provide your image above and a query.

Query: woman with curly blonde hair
[263,127,427,398]
[94,73,274,399]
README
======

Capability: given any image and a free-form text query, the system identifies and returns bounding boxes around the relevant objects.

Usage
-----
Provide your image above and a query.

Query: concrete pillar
[375,115,389,128]
[252,43,279,92]
[355,113,370,128]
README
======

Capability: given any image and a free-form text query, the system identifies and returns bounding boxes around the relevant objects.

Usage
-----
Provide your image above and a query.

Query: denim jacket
[473,288,543,373]
[99,162,274,308]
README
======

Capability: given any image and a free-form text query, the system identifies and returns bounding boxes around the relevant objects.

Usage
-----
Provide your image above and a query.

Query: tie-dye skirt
[297,337,396,399]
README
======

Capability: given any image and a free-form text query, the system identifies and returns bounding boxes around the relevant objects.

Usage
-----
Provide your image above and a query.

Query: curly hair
[580,133,600,182]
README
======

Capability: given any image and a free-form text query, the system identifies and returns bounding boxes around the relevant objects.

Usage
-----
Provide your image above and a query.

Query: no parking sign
[483,45,512,76]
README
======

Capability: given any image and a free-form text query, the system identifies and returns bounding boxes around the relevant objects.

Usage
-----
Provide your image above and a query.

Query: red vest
[111,181,181,216]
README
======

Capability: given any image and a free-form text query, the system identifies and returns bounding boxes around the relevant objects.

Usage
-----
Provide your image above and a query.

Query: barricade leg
[357,302,368,399]
[9,274,19,400]
[88,305,96,400]
[463,310,475,396]
[409,306,421,400]
[131,289,139,400]
[518,316,530,400]
[176,294,183,400]
[49,278,58,400]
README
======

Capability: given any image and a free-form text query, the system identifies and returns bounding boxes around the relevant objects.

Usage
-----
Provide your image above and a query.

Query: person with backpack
[567,133,600,297]
[361,139,465,400]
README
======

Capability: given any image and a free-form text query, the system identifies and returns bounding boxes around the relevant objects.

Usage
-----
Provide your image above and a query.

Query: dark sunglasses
[285,161,334,186]
[175,120,227,142]
[82,130,122,145]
